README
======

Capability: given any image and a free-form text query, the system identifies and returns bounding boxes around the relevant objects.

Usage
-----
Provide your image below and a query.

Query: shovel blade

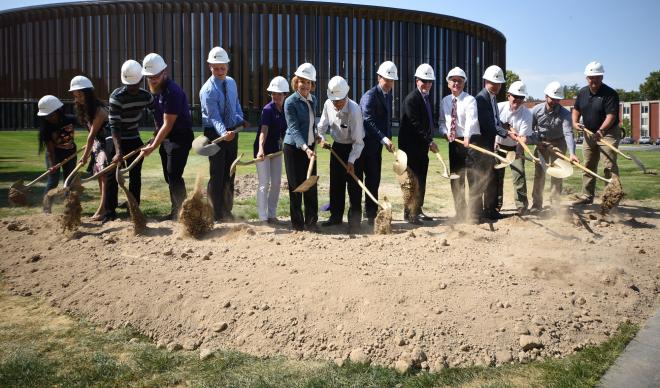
[192,135,222,156]
[392,149,408,175]
[546,158,574,179]
[293,176,319,193]
[229,153,244,177]
[630,154,647,173]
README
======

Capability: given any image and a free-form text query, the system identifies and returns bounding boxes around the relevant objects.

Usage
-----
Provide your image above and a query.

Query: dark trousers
[466,135,495,220]
[448,138,468,219]
[494,144,528,209]
[283,143,318,230]
[205,128,237,221]
[403,145,429,215]
[44,147,77,194]
[328,142,363,227]
[105,137,144,214]
[159,135,192,219]
[357,145,382,220]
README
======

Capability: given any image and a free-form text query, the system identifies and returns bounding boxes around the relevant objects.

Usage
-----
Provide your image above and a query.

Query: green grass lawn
[0,282,640,387]
[1,130,659,219]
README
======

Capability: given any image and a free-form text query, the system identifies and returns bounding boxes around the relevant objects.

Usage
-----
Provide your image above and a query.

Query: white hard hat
[267,76,289,93]
[446,66,467,82]
[377,61,398,80]
[544,81,564,99]
[483,65,505,83]
[584,61,604,76]
[414,63,435,81]
[37,95,63,116]
[507,80,527,98]
[207,46,230,64]
[121,60,143,85]
[69,75,93,91]
[142,53,167,76]
[294,62,316,82]
[326,76,350,101]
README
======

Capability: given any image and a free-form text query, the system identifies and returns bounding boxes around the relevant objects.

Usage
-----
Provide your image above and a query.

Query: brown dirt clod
[179,174,214,239]
[397,168,419,218]
[8,186,28,206]
[60,189,82,232]
[374,196,392,235]
[601,174,624,214]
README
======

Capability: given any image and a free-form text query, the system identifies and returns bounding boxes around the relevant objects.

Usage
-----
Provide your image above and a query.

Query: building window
[641,117,649,137]
[641,105,649,114]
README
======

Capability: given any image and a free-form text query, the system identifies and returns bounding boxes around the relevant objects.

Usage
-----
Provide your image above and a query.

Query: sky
[2,0,658,98]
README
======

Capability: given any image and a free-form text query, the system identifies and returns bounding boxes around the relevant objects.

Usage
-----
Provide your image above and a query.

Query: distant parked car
[620,137,633,144]
[639,136,652,145]
[655,138,660,145]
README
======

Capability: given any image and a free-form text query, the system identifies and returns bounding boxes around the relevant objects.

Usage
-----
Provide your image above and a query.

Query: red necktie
[450,97,457,141]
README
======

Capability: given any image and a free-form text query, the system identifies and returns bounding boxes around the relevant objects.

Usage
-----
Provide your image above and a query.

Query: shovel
[293,155,319,193]
[9,146,86,206]
[116,164,146,234]
[192,125,244,156]
[392,146,408,176]
[80,148,142,183]
[553,147,611,183]
[513,134,572,179]
[432,150,459,180]
[327,146,389,210]
[236,151,284,166]
[581,126,647,173]
[229,153,245,177]
[456,140,514,169]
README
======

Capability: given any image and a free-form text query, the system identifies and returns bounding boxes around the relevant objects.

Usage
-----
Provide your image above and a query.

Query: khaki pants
[581,129,619,199]
[495,144,528,209]
[532,138,567,208]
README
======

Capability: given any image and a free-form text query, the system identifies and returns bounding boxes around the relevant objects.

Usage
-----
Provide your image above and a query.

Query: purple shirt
[153,79,193,139]
[254,101,287,157]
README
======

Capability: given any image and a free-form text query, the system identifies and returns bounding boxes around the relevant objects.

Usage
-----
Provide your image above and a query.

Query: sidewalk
[599,308,660,387]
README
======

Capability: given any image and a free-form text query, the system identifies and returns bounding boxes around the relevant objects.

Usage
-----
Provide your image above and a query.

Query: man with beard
[199,47,248,221]
[103,59,153,223]
[140,53,194,220]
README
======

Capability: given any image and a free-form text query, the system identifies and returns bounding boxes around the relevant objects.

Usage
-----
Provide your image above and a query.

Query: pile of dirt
[1,201,659,370]
[179,175,214,239]
[60,189,82,232]
[601,174,624,214]
[117,172,146,235]
[397,168,418,218]
[374,196,392,235]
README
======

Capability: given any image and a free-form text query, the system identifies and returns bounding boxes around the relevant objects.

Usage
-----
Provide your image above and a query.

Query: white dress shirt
[317,98,365,164]
[496,101,533,147]
[438,91,478,139]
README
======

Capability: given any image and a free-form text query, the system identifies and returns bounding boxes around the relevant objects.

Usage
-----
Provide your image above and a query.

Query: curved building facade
[0,0,505,128]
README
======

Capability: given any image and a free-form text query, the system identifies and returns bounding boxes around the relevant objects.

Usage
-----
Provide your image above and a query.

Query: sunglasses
[419,80,433,84]
[510,94,525,101]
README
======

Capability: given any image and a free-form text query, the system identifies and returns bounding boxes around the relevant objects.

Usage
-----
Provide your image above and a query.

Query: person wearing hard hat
[199,47,247,222]
[357,60,397,226]
[318,76,365,233]
[494,81,533,215]
[69,75,110,221]
[103,59,154,223]
[571,61,621,206]
[36,95,78,212]
[438,67,478,222]
[253,76,289,223]
[469,65,518,223]
[283,63,319,231]
[398,63,439,225]
[140,53,194,220]
[528,81,579,212]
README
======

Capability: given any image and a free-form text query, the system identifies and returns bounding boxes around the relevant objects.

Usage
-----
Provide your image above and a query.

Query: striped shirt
[108,86,154,140]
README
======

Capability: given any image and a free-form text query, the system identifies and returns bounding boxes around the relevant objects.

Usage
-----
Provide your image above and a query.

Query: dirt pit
[1,201,659,370]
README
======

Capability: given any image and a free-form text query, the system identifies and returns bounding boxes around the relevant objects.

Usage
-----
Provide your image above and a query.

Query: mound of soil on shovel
[179,175,214,239]
[8,186,27,206]
[374,196,392,235]
[397,168,419,217]
[60,189,82,231]
[601,175,624,214]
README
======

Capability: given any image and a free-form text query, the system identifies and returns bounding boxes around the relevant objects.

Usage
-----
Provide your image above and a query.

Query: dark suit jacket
[398,88,433,153]
[359,85,392,156]
[475,87,508,149]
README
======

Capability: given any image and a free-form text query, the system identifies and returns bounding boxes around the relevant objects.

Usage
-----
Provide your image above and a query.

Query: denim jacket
[283,91,317,149]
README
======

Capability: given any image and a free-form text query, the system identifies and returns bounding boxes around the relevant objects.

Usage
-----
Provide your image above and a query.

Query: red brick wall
[631,103,640,140]
[651,102,659,140]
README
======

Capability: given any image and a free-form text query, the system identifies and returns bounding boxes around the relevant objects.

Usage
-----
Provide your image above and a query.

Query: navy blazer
[359,85,392,156]
[475,87,508,148]
[283,91,318,149]
[398,88,434,152]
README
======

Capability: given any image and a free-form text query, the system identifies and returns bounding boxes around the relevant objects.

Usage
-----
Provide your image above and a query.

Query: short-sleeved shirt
[253,101,287,158]
[153,78,193,140]
[573,83,619,131]
[43,114,77,150]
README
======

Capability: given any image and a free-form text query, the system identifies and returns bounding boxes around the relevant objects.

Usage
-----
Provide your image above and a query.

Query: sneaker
[529,205,543,214]
[408,216,423,225]
[100,211,117,224]
[571,196,593,206]
[517,207,529,216]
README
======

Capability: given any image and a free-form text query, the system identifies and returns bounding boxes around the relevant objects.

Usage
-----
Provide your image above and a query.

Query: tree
[563,84,580,99]
[620,117,631,137]
[616,89,642,102]
[639,70,660,100]
[505,70,520,93]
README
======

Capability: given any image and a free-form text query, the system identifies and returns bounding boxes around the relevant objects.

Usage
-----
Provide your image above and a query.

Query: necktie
[222,80,231,128]
[450,97,457,141]
[386,93,392,136]
[423,94,434,132]
[493,96,501,126]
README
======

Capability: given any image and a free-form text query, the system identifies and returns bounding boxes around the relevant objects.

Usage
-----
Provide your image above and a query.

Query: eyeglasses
[448,78,464,84]
[147,71,164,81]
[510,95,525,101]
[419,80,433,84]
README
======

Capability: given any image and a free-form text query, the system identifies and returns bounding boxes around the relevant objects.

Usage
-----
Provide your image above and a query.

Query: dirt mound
[1,202,659,369]
[179,175,214,239]
[601,175,624,214]
[397,168,418,218]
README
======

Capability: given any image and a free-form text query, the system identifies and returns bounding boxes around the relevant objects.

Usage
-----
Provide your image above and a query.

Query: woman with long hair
[69,75,110,220]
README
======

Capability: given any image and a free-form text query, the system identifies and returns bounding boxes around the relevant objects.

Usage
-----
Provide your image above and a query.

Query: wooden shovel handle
[305,155,316,179]
[509,130,538,162]
[582,127,631,160]
[81,148,141,182]
[210,125,244,145]
[26,146,86,187]
[457,140,508,163]
[327,146,383,209]
[63,161,85,188]
[553,148,611,183]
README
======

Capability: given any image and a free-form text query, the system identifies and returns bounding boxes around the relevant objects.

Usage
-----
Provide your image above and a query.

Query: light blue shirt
[199,75,244,136]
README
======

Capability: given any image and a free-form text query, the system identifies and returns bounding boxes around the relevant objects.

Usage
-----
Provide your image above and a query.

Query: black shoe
[322,219,342,227]
[482,211,504,221]
[529,205,543,213]
[408,216,423,225]
[418,212,433,221]
[100,211,117,224]
[305,223,320,233]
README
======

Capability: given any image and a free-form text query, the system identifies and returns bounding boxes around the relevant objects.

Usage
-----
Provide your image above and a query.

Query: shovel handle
[510,130,538,162]
[81,148,141,183]
[305,154,316,179]
[210,125,244,145]
[63,161,85,188]
[327,146,383,209]
[26,146,86,188]
[119,151,146,174]
[553,148,611,183]
[238,151,284,166]
[457,140,508,163]
[433,151,454,179]
[581,127,632,160]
